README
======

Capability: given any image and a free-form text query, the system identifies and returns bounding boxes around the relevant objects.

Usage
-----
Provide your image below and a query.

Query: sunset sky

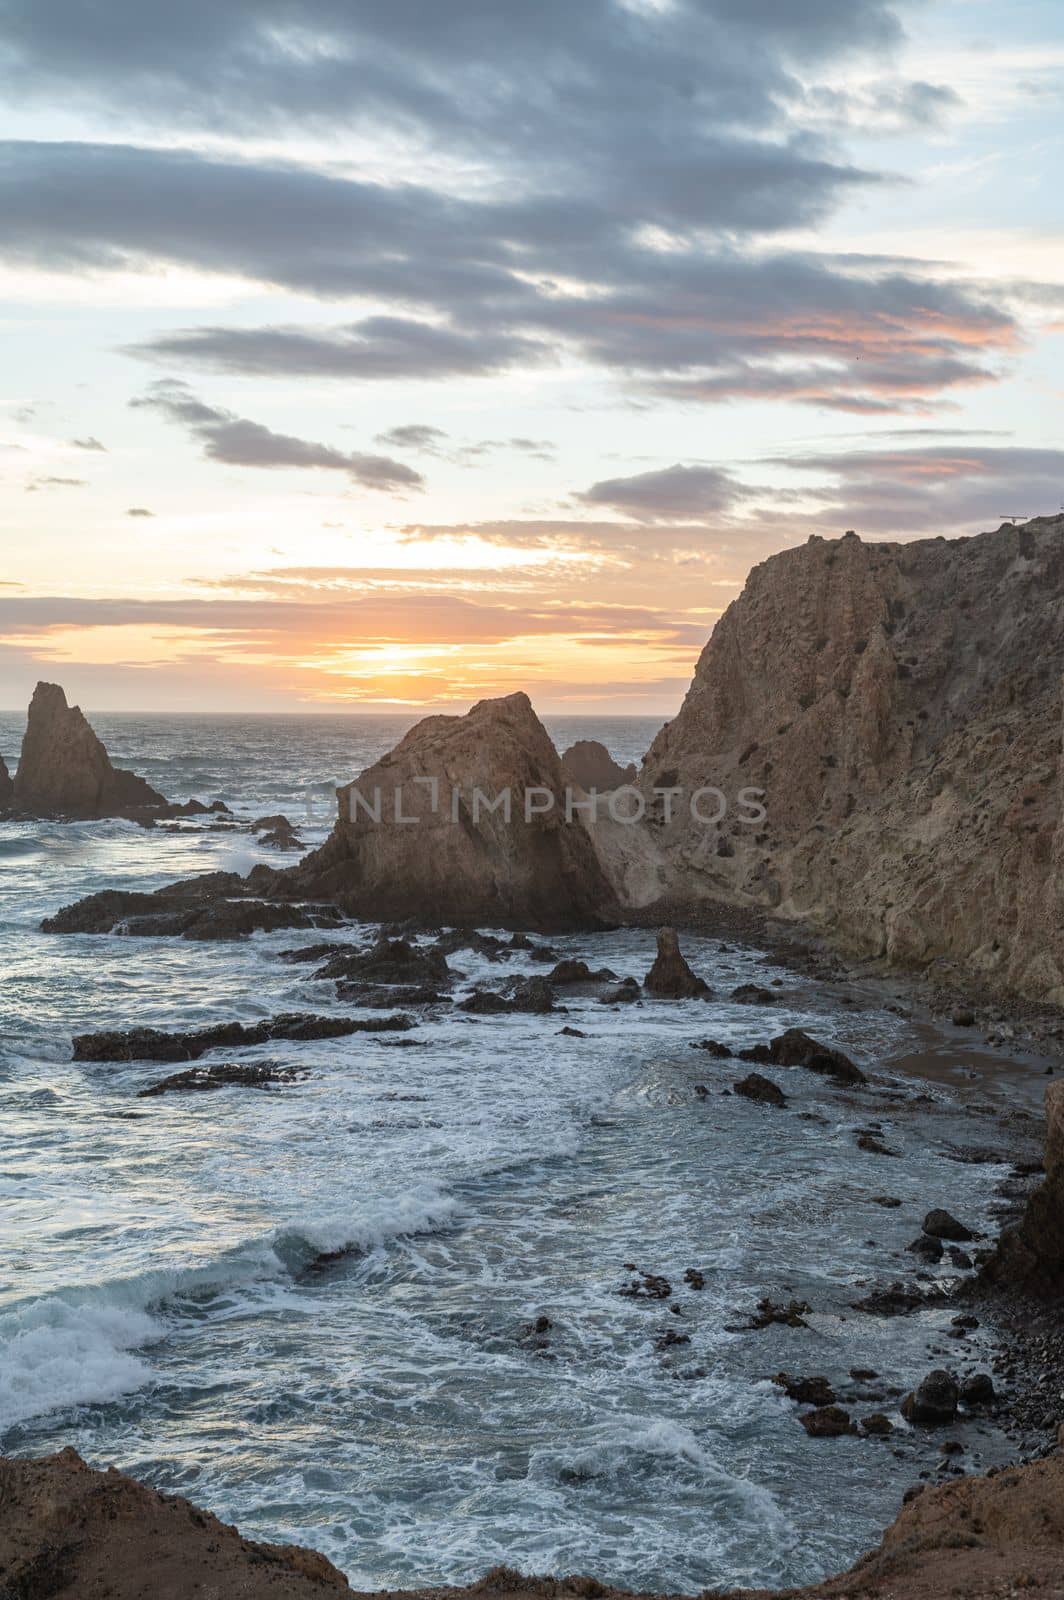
[1,0,1062,712]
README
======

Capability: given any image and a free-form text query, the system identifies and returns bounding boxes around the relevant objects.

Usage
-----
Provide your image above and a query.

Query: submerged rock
[73,1012,413,1063]
[138,1062,305,1096]
[643,927,710,998]
[12,681,168,817]
[255,692,618,931]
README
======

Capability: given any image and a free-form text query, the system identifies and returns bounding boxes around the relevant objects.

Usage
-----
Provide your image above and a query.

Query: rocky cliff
[12,681,168,817]
[263,692,618,930]
[0,753,12,806]
[604,517,1064,1003]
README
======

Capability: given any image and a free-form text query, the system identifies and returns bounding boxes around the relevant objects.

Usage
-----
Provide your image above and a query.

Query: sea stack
[560,740,637,793]
[12,681,168,817]
[263,692,619,930]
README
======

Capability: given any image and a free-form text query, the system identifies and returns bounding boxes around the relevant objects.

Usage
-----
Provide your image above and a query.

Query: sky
[0,0,1062,714]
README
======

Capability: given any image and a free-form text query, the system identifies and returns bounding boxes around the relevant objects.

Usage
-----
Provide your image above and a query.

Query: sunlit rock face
[266,692,619,931]
[614,517,1064,1002]
[12,681,167,817]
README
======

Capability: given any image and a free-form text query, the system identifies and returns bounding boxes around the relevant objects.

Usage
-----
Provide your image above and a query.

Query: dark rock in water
[947,1247,973,1269]
[961,1373,996,1408]
[906,1234,944,1264]
[901,1370,959,1427]
[857,1130,899,1157]
[735,1072,787,1108]
[952,1008,976,1027]
[259,825,303,850]
[334,983,448,1009]
[251,814,296,833]
[683,1267,705,1290]
[691,1038,733,1057]
[315,937,452,987]
[599,977,640,1005]
[280,941,351,964]
[747,1296,811,1329]
[559,739,636,793]
[852,1281,943,1317]
[12,681,168,817]
[655,1327,691,1352]
[72,1012,413,1063]
[42,889,341,940]
[731,983,776,1005]
[458,988,511,1015]
[252,692,619,931]
[547,958,616,985]
[861,1412,894,1436]
[923,1208,974,1241]
[0,753,13,806]
[558,1025,587,1038]
[871,1195,903,1208]
[138,1062,304,1096]
[643,927,709,999]
[773,1373,835,1406]
[753,1027,867,1085]
[800,1405,856,1438]
[458,977,556,1015]
[620,1268,672,1301]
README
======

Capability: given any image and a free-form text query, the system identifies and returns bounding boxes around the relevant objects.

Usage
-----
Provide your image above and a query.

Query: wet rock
[740,1027,866,1086]
[773,1373,835,1405]
[850,1368,878,1381]
[620,1268,672,1301]
[42,889,342,940]
[0,753,13,805]
[952,1008,976,1027]
[735,1072,787,1108]
[872,1195,903,1208]
[458,988,512,1015]
[643,927,710,999]
[558,1026,587,1038]
[655,1328,691,1352]
[731,983,776,1005]
[599,977,641,1005]
[12,680,169,817]
[519,1314,554,1355]
[547,959,616,985]
[72,1012,414,1063]
[861,1412,894,1436]
[856,1131,899,1157]
[315,937,452,987]
[691,1038,733,1057]
[559,740,636,793]
[906,1234,944,1264]
[748,1296,812,1330]
[138,1061,304,1096]
[800,1405,856,1438]
[947,1247,973,1269]
[852,1281,944,1317]
[683,1267,705,1290]
[334,983,448,1008]
[961,1373,997,1408]
[901,1370,959,1427]
[923,1208,974,1241]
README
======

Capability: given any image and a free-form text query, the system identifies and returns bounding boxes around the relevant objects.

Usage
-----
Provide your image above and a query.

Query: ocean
[0,711,1025,1591]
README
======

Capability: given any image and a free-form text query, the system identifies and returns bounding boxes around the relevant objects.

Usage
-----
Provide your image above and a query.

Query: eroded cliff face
[987,1080,1064,1297]
[268,692,619,930]
[606,518,1064,1002]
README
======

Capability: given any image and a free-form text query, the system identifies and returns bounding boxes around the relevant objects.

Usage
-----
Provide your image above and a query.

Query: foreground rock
[739,1027,867,1085]
[73,1012,413,1062]
[559,740,636,793]
[987,1078,1064,1297]
[42,887,342,939]
[253,693,618,931]
[8,1448,1064,1600]
[11,681,167,816]
[606,517,1064,1004]
[643,926,709,998]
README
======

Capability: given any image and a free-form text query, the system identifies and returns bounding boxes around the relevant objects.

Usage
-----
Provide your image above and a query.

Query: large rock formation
[560,740,636,793]
[4,1447,1064,1599]
[12,682,167,817]
[0,753,12,805]
[261,693,618,930]
[602,517,1064,1003]
[986,1079,1064,1297]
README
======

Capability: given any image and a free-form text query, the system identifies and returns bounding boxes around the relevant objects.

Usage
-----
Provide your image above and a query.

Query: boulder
[960,1372,996,1408]
[12,681,168,816]
[800,1405,856,1438]
[258,692,618,931]
[923,1208,974,1241]
[773,1373,834,1405]
[559,739,636,793]
[901,1369,959,1426]
[986,1080,1064,1297]
[735,1072,787,1107]
[643,926,710,998]
[741,1027,866,1085]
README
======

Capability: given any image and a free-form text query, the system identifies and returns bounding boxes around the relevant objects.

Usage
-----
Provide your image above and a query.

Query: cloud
[27,475,86,489]
[375,424,451,453]
[126,506,153,517]
[70,435,107,451]
[130,380,423,492]
[577,463,750,522]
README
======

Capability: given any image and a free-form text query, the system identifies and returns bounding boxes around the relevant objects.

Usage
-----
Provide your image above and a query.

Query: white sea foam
[0,1298,160,1430]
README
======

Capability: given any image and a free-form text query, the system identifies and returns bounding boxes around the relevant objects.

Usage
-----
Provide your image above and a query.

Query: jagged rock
[12,681,168,816]
[800,1405,856,1438]
[986,1080,1064,1296]
[41,889,341,940]
[253,692,618,930]
[546,958,616,985]
[739,1027,866,1085]
[0,753,12,806]
[643,926,709,998]
[72,1012,413,1062]
[747,1296,812,1329]
[599,977,641,1004]
[731,983,776,1005]
[901,1369,959,1427]
[610,518,1064,1005]
[559,739,636,793]
[861,1412,894,1436]
[735,1072,787,1107]
[773,1373,835,1405]
[923,1208,974,1241]
[138,1062,305,1096]
[457,976,556,1015]
[313,937,452,987]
